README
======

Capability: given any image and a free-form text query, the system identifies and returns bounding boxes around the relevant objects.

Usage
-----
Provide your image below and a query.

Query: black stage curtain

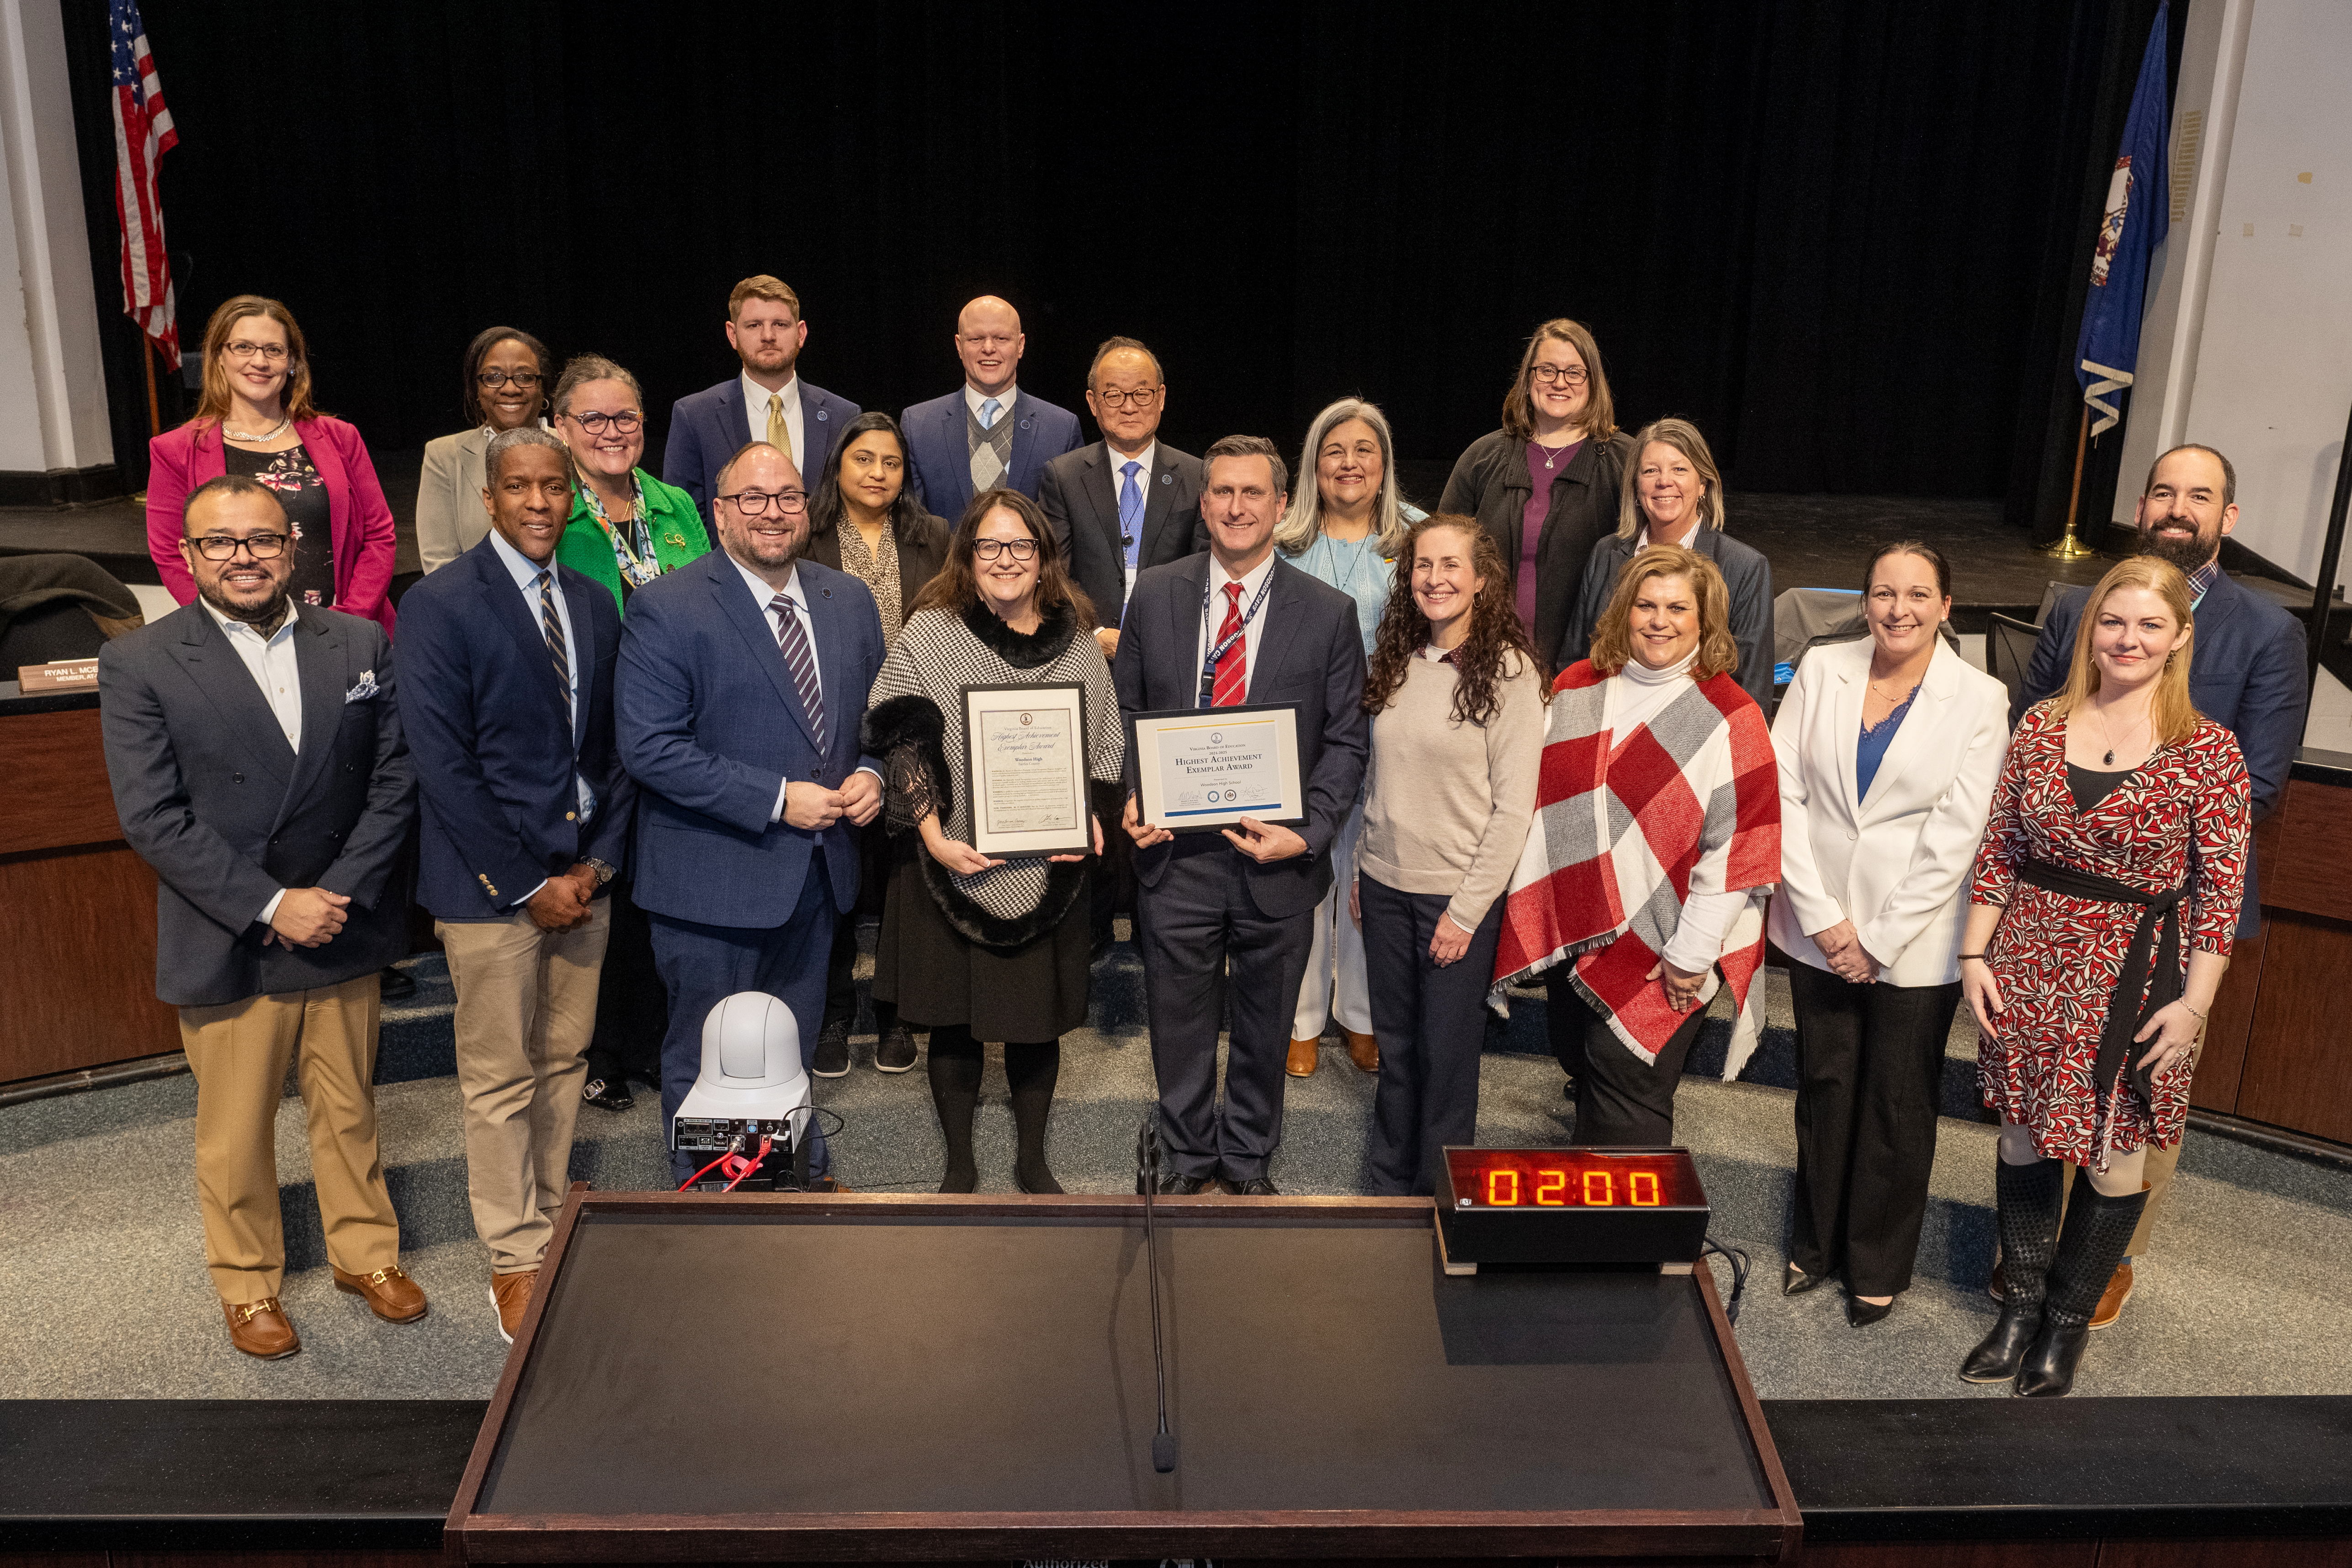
[62,1,2167,514]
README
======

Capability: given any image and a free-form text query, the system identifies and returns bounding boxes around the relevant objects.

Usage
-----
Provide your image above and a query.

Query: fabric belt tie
[2016,857,2185,1108]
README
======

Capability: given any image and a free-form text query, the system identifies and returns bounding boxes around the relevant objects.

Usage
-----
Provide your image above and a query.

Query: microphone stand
[1136,1115,1177,1474]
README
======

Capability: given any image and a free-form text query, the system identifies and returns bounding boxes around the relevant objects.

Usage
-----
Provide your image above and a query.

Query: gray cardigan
[1559,526,1775,711]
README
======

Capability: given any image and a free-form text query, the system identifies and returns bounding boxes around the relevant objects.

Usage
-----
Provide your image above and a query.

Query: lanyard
[1199,567,1275,706]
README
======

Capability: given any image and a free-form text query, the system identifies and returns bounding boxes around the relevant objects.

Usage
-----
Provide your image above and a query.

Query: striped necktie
[768,592,828,752]
[536,569,570,699]
[1211,581,1248,707]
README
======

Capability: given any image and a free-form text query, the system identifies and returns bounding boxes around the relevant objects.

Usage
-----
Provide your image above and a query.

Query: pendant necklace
[2090,705,2145,767]
[1535,434,1580,470]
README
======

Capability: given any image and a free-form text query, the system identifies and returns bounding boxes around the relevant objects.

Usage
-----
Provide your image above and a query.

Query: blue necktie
[979,397,1002,430]
[1118,460,1143,566]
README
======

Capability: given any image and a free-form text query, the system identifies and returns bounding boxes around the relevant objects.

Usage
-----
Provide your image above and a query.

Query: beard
[196,574,291,629]
[2137,516,2217,573]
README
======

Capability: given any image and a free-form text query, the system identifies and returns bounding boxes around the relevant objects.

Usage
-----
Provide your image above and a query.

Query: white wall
[0,0,116,475]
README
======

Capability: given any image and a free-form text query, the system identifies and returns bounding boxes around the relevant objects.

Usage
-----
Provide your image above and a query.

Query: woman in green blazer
[550,352,711,613]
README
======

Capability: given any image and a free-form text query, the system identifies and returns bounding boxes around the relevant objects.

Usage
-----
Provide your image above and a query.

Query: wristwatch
[581,858,617,888]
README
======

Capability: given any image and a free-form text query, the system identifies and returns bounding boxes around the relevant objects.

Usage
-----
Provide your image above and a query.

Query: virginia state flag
[2076,1,2170,437]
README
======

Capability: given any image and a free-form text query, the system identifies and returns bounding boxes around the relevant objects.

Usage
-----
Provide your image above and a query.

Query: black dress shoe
[811,1022,850,1079]
[1784,1263,1826,1296]
[1845,1293,1895,1327]
[1154,1172,1211,1195]
[379,966,416,1001]
[873,1024,917,1074]
[1231,1176,1280,1196]
[581,1076,633,1113]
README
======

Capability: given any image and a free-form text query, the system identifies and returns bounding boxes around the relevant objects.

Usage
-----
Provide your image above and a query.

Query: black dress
[225,441,334,609]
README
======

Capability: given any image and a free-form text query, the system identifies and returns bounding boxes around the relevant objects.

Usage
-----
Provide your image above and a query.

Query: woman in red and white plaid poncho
[1492,542,1780,1145]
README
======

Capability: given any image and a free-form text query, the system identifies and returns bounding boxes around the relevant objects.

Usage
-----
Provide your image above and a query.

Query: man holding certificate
[1114,436,1370,1194]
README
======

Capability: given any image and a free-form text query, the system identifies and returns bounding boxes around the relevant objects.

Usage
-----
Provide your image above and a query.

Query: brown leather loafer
[2088,1260,2133,1330]
[224,1297,299,1359]
[1285,1035,1321,1078]
[1345,1029,1380,1073]
[334,1263,428,1323]
[489,1269,539,1345]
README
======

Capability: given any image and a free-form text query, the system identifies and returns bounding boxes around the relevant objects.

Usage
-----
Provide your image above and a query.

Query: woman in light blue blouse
[1275,396,1425,1078]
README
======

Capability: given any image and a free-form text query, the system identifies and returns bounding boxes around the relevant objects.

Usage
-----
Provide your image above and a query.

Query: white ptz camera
[671,992,813,1189]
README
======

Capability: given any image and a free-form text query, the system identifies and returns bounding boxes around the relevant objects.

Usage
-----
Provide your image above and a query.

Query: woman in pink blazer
[147,294,398,634]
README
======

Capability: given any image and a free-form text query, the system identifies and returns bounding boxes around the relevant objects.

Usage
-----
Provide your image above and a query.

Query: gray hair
[484,425,571,488]
[550,352,643,419]
[1202,434,1288,500]
[1274,397,1410,557]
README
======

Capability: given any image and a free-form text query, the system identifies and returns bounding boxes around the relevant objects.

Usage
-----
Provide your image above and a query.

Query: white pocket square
[344,670,379,704]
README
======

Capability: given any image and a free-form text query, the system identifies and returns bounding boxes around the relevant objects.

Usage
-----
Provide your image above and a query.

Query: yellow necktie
[766,393,793,465]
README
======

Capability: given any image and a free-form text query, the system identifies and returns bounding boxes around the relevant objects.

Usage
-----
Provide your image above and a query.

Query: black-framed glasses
[973,537,1039,562]
[564,410,642,435]
[223,340,287,362]
[1529,364,1588,387]
[189,532,289,561]
[1094,386,1162,411]
[719,489,808,516]
[477,369,544,390]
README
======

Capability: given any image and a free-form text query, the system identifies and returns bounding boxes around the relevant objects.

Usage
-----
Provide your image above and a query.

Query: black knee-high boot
[1005,1039,1062,1195]
[927,1027,985,1194]
[1961,1157,2064,1383]
[2017,1178,2148,1398]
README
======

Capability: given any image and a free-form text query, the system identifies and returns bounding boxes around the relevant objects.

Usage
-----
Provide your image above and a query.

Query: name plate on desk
[963,682,1092,858]
[17,659,100,691]
[1129,703,1305,832]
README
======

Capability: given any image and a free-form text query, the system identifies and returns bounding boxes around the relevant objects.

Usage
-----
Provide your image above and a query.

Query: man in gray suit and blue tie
[902,295,1081,514]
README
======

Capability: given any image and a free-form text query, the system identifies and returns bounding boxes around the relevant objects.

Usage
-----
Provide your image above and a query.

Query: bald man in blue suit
[902,295,1081,514]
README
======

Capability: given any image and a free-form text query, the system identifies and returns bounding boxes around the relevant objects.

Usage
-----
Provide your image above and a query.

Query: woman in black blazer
[803,410,952,1077]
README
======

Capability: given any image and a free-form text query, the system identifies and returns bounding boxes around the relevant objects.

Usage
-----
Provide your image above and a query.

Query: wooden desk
[0,681,179,1084]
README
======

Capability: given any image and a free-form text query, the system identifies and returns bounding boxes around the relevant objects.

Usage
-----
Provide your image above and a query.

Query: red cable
[676,1151,733,1191]
[722,1135,775,1193]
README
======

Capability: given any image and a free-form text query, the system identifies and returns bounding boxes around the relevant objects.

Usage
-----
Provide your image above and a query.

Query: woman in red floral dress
[1956,557,2248,1397]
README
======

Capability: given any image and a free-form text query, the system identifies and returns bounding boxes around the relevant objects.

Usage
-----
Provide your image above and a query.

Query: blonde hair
[1586,543,1738,681]
[188,295,326,442]
[1275,397,1411,557]
[728,275,801,321]
[1617,417,1727,542]
[2049,556,2202,745]
[1500,319,1618,443]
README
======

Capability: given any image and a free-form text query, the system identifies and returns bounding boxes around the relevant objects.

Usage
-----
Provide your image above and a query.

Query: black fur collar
[961,596,1076,669]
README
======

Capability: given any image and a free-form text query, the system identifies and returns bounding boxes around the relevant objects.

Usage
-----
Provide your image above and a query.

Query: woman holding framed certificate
[1355,517,1546,1195]
[861,489,1125,1193]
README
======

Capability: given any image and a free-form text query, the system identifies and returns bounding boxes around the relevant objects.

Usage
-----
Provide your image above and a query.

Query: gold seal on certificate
[963,682,1092,857]
[1127,703,1306,833]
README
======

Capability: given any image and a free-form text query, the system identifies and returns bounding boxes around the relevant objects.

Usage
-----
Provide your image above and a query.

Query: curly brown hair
[909,487,1097,631]
[1363,516,1542,725]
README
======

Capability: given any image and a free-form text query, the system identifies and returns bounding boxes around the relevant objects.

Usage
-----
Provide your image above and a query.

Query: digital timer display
[1445,1148,1708,1212]
[1435,1147,1710,1269]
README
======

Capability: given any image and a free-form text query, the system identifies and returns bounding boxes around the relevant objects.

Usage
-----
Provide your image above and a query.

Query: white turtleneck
[1603,648,1747,976]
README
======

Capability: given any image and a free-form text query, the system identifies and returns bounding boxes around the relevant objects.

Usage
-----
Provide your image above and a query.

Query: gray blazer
[1037,440,1207,629]
[416,426,493,574]
[1560,527,1775,711]
[99,602,416,1006]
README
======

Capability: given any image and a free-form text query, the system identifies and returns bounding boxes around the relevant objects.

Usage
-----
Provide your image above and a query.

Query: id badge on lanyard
[1199,570,1275,707]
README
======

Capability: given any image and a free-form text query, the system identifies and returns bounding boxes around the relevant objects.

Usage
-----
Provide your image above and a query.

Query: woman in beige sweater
[1356,516,1548,1195]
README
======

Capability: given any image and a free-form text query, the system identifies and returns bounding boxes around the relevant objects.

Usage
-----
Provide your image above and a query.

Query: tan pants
[439,901,610,1275]
[180,973,400,1303]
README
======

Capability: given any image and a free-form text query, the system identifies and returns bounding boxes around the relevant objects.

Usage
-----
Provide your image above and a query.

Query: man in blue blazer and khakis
[662,275,859,520]
[902,294,1082,515]
[618,441,886,1185]
[396,427,635,1343]
[2019,441,2307,1317]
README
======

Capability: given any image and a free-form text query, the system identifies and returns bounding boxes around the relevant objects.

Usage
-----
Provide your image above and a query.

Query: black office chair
[1985,611,2040,720]
[0,553,143,674]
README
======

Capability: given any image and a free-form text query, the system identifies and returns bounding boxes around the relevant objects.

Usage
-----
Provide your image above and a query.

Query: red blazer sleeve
[306,417,398,637]
[145,425,210,604]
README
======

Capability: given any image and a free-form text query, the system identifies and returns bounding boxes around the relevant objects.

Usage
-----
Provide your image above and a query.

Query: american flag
[109,0,179,368]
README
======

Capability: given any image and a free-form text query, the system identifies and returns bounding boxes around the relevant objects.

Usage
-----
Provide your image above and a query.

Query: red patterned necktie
[1211,581,1248,707]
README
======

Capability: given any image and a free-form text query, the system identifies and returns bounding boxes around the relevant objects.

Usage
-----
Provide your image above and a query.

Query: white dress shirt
[487,531,597,906]
[964,383,1016,426]
[725,552,880,820]
[204,598,303,926]
[740,370,805,473]
[1191,548,1277,707]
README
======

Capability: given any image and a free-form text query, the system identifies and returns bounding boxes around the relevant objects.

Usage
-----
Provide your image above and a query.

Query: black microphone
[1135,1113,1177,1474]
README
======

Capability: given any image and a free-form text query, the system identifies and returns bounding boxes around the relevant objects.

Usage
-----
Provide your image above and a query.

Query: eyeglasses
[972,537,1038,562]
[188,532,289,560]
[719,489,808,516]
[564,410,642,435]
[223,340,288,362]
[1094,387,1162,411]
[478,369,544,390]
[1529,364,1588,387]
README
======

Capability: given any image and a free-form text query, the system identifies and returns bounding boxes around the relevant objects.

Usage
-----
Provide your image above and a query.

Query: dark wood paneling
[2192,916,2264,1113]
[113,1555,446,1568]
[2236,911,2352,1144]
[0,707,121,856]
[2259,777,2352,923]
[2099,1539,2352,1568]
[0,841,179,1083]
[1800,1544,2097,1568]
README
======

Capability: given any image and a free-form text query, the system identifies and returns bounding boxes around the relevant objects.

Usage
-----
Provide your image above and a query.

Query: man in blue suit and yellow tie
[617,440,886,1186]
[662,276,860,520]
[902,295,1081,514]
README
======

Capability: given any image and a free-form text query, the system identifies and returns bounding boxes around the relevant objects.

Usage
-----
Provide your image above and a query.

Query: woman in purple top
[1438,319,1635,675]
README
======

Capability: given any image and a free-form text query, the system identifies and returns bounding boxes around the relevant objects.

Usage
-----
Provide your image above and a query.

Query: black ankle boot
[927,1032,984,1193]
[2018,1177,2148,1397]
[1005,1040,1063,1195]
[1961,1157,2064,1384]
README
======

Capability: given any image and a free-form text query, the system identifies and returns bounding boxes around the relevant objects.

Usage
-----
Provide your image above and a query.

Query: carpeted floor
[3,932,2347,1406]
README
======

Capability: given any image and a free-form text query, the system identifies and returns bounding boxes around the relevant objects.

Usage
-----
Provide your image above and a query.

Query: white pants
[1293,801,1372,1039]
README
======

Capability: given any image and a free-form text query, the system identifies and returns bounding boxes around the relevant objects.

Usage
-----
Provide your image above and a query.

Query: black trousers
[1361,875,1505,1196]
[1550,979,1709,1147]
[821,821,898,1036]
[1784,957,1960,1296]
[584,880,666,1086]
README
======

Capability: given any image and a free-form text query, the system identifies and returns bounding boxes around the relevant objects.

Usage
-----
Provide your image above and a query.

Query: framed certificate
[962,683,1092,858]
[1127,703,1306,833]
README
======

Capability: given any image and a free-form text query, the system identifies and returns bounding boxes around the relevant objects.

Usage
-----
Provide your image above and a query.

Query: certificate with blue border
[1127,703,1305,834]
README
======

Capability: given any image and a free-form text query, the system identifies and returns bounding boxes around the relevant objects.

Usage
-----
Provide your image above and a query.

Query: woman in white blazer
[414,326,552,573]
[1769,542,2010,1325]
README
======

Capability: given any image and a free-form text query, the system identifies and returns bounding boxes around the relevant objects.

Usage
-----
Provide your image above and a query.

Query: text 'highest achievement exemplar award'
[963,682,1093,858]
[1128,703,1306,833]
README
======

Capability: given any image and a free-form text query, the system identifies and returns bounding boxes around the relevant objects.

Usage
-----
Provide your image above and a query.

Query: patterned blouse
[225,441,333,608]
[834,520,903,647]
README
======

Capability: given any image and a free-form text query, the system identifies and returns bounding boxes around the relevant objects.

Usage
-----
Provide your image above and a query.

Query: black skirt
[872,834,1094,1042]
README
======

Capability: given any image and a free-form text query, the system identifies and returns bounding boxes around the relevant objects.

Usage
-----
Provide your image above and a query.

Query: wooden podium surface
[0,681,178,1086]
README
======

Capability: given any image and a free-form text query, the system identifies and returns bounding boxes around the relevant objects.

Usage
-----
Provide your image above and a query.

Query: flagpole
[2041,407,2100,560]
[140,335,160,438]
